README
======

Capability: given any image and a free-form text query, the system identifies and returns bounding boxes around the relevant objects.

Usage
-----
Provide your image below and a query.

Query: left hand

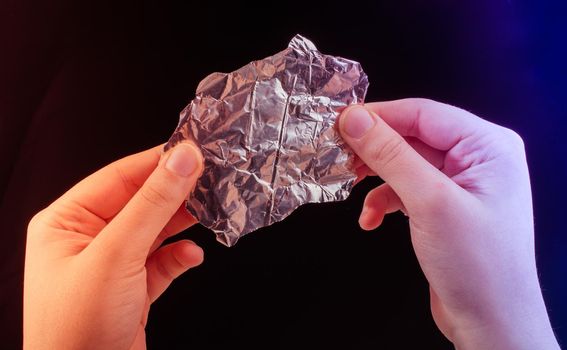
[24,143,204,350]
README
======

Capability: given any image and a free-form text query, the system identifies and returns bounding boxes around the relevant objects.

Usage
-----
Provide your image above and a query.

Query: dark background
[1,1,566,349]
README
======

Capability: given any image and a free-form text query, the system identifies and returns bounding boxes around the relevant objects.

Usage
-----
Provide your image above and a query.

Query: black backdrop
[1,1,566,349]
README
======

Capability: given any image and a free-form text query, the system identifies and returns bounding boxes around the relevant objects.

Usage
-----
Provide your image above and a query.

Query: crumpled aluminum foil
[165,34,369,246]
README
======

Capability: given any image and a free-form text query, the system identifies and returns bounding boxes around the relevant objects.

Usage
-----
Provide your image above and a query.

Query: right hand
[339,99,559,350]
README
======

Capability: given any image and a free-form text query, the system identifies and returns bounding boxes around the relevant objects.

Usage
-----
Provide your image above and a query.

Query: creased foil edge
[165,34,369,246]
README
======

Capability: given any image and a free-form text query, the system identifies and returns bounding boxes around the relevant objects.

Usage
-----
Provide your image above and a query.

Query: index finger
[55,145,163,221]
[365,99,494,151]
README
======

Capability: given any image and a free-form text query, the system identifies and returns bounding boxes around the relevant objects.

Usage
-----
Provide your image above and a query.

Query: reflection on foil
[165,34,369,246]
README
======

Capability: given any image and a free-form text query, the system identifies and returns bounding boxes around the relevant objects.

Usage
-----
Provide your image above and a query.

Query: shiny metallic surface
[165,34,369,246]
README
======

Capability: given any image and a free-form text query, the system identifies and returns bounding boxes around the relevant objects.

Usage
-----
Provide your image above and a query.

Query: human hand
[340,99,559,349]
[24,143,204,350]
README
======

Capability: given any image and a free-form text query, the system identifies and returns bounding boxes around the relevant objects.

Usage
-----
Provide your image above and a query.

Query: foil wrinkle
[165,34,369,246]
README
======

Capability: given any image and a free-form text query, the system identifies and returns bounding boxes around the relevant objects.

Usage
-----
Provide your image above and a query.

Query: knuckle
[140,183,171,208]
[426,181,453,205]
[410,98,437,115]
[112,162,139,196]
[155,258,175,280]
[495,126,526,155]
[27,209,47,232]
[417,180,458,216]
[504,128,525,149]
[367,136,407,170]
[411,97,436,108]
[170,251,187,271]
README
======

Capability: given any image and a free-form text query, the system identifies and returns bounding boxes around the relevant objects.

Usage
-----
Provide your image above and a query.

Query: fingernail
[343,106,375,139]
[165,144,198,177]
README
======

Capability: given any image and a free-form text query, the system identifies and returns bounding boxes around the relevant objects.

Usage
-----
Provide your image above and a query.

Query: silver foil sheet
[165,34,369,246]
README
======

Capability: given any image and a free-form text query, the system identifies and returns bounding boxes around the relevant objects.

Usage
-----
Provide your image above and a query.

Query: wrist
[451,287,559,350]
[453,318,559,350]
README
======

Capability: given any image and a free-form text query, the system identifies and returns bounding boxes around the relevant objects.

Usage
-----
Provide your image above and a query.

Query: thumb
[339,105,453,212]
[91,142,203,260]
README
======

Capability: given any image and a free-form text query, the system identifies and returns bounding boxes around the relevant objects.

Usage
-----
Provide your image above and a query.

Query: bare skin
[339,99,559,350]
[24,99,560,349]
[24,143,204,349]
